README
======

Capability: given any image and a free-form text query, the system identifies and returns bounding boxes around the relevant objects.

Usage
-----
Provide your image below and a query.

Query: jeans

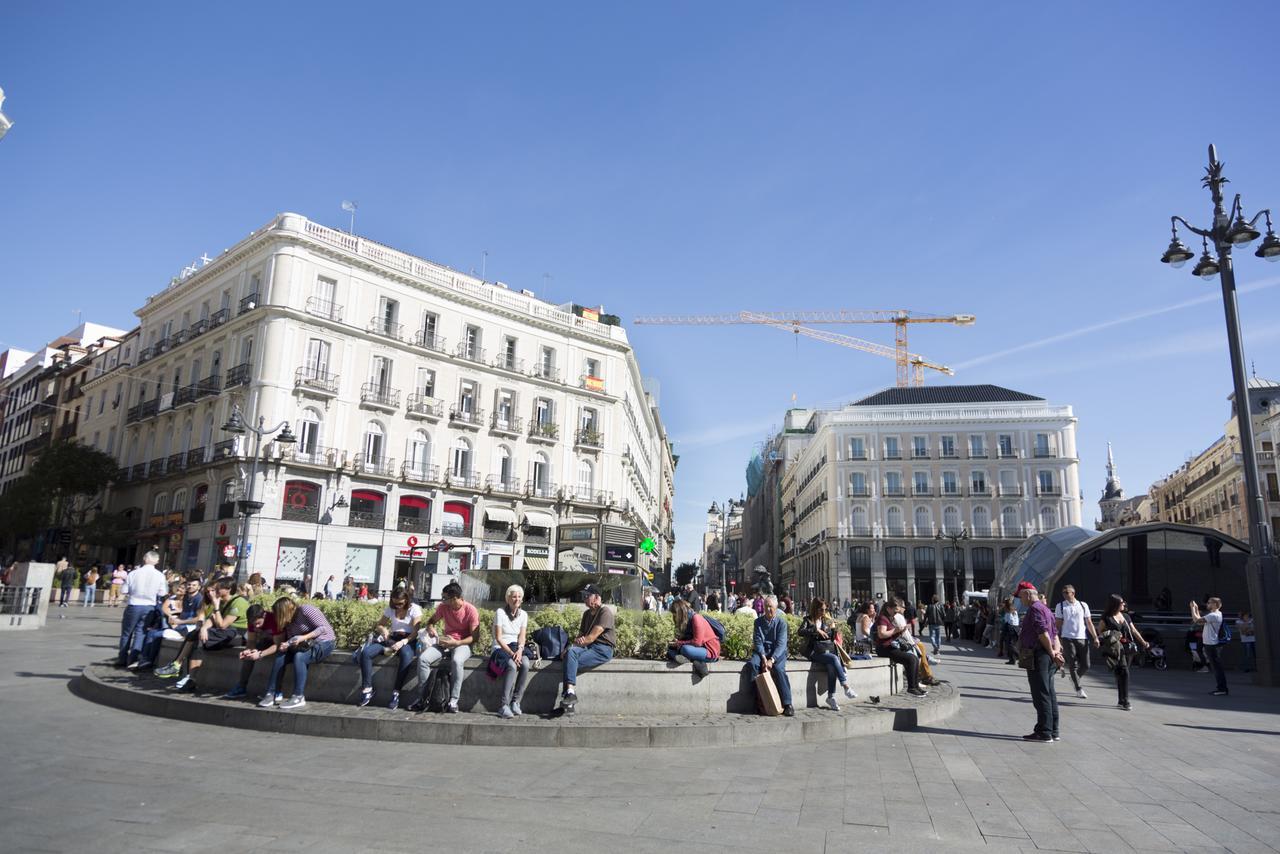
[499,654,531,707]
[666,644,710,663]
[82,586,95,607]
[59,586,72,606]
[138,625,190,667]
[928,625,942,654]
[564,642,613,686]
[1204,643,1228,692]
[1061,638,1090,690]
[1242,642,1256,672]
[1026,647,1060,738]
[238,635,279,690]
[418,644,471,702]
[358,641,417,691]
[116,604,152,665]
[265,640,335,698]
[811,650,846,695]
[748,653,793,706]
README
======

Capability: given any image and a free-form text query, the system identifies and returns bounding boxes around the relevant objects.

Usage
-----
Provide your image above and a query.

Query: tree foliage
[0,441,119,548]
[674,561,699,586]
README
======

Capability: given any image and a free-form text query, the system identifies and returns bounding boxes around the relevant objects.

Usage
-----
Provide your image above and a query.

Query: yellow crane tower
[632,309,975,387]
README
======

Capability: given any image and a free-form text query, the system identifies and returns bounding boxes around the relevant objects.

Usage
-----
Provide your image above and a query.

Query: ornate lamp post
[222,405,296,583]
[1161,144,1280,686]
[936,526,970,603]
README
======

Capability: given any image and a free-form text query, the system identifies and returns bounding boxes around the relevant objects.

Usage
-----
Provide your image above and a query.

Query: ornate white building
[99,213,673,594]
[778,385,1082,605]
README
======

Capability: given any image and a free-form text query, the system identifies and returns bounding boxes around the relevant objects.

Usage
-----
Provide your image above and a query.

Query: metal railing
[530,364,560,382]
[173,385,196,407]
[998,447,1020,458]
[412,329,446,352]
[352,454,396,477]
[282,504,319,523]
[0,587,42,616]
[368,317,403,340]
[528,421,559,441]
[149,458,167,478]
[998,485,1024,496]
[349,509,386,530]
[360,383,401,409]
[225,362,251,388]
[448,469,481,489]
[239,293,260,314]
[449,408,484,427]
[490,413,523,434]
[968,449,989,459]
[188,319,208,338]
[210,308,230,327]
[166,452,187,473]
[487,474,522,494]
[441,523,468,537]
[568,487,611,505]
[290,445,338,467]
[194,375,221,399]
[401,462,441,483]
[305,297,343,322]
[912,486,935,496]
[849,486,872,497]
[213,438,238,459]
[575,427,603,448]
[295,366,340,394]
[406,394,443,419]
[397,514,431,534]
[526,480,558,500]
[883,486,906,497]
[493,354,524,373]
[968,485,991,496]
[455,342,486,363]
[1033,447,1055,458]
[1036,485,1063,496]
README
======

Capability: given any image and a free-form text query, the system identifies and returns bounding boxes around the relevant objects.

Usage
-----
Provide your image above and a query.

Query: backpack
[427,660,454,712]
[532,626,568,660]
[1217,619,1233,645]
[700,614,726,643]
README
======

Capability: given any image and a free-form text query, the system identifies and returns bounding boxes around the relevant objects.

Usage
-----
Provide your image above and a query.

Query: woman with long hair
[1097,594,1148,710]
[666,597,719,677]
[354,589,423,710]
[800,598,856,710]
[853,600,878,653]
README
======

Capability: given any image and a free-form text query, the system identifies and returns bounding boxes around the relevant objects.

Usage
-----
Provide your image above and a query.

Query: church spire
[1102,442,1124,501]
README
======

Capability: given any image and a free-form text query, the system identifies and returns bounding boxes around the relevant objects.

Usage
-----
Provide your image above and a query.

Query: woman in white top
[355,589,422,710]
[492,584,530,719]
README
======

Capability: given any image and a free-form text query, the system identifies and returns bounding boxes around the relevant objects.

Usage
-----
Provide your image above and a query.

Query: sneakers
[358,688,373,708]
[692,660,708,678]
[258,694,278,708]
[672,654,689,665]
[1211,689,1229,696]
[782,705,795,717]
[280,696,306,711]
[826,695,841,712]
[1076,688,1088,699]
[154,663,181,678]
[1052,735,1061,742]
[126,661,141,670]
[561,691,577,716]
[223,686,247,700]
[511,701,522,717]
[906,687,929,697]
[446,699,458,714]
[388,691,400,711]
[499,705,514,719]
[843,684,857,700]
[1120,702,1132,710]
[174,676,195,693]
[1022,732,1052,742]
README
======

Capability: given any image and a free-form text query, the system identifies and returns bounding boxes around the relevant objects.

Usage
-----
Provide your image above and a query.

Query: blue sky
[4,3,1280,565]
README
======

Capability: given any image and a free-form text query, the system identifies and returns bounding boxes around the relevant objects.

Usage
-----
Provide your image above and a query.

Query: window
[421,312,438,344]
[247,272,261,298]
[408,430,431,473]
[998,434,1014,457]
[913,471,930,494]
[239,336,253,364]
[1040,505,1059,531]
[496,445,514,485]
[942,472,959,495]
[305,339,331,378]
[577,460,593,495]
[884,436,901,459]
[459,380,477,414]
[452,438,472,476]
[849,437,866,459]
[534,397,553,426]
[1001,506,1019,535]
[884,471,903,495]
[189,358,202,385]
[502,337,518,370]
[539,346,555,377]
[363,422,385,463]
[416,368,436,399]
[943,506,961,534]
[153,492,169,514]
[973,505,990,534]
[885,506,904,536]
[297,409,322,458]
[496,390,516,425]
[940,435,957,457]
[850,506,869,534]
[464,325,481,360]
[369,355,392,391]
[1035,433,1051,457]
[172,489,188,513]
[849,472,867,495]
[885,546,908,570]
[314,275,336,307]
[1038,470,1056,493]
[106,426,116,455]
[970,470,987,493]
[914,506,932,535]
[584,357,600,379]
[912,436,927,458]
[969,435,985,457]
[580,407,598,432]
[379,296,399,331]
[531,453,550,490]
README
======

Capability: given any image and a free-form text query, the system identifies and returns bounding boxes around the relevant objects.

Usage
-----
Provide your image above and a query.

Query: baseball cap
[1016,581,1037,593]
[581,584,602,600]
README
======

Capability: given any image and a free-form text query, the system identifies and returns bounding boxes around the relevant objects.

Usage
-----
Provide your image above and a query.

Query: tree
[674,561,699,587]
[0,440,119,558]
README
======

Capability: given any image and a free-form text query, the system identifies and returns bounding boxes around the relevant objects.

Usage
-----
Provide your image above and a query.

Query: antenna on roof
[481,250,489,280]
[341,200,358,235]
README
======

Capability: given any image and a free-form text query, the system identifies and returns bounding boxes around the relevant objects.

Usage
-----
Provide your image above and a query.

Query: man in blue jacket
[749,595,794,716]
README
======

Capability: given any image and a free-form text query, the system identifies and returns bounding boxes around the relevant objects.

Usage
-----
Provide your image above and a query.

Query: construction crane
[632,309,975,387]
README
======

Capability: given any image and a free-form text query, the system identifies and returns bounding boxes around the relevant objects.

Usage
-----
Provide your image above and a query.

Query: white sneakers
[843,684,857,699]
[826,695,841,711]
[1076,688,1088,699]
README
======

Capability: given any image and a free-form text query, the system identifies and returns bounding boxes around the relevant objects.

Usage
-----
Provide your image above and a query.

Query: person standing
[115,551,166,666]
[925,595,945,656]
[57,558,75,607]
[1191,597,1229,696]
[1097,594,1148,710]
[1054,585,1099,699]
[82,565,100,607]
[1017,580,1064,742]
[1238,610,1257,673]
[322,575,336,600]
[1000,597,1021,664]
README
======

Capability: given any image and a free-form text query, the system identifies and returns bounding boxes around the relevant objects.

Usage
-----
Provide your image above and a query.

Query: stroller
[1135,628,1168,671]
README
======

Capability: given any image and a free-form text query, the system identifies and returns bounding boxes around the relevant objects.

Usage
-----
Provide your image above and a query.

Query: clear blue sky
[4,3,1280,565]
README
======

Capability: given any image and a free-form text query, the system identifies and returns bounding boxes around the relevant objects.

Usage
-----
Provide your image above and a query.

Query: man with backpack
[1054,585,1099,699]
[1191,597,1230,696]
[409,581,479,714]
[559,584,615,716]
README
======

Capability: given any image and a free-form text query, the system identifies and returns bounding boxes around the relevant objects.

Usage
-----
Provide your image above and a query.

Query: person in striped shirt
[241,597,336,710]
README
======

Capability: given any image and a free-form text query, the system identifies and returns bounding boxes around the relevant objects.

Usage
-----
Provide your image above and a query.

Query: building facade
[99,213,673,594]
[776,385,1082,607]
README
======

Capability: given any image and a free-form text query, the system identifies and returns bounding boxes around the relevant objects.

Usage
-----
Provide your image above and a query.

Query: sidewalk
[1,608,1278,853]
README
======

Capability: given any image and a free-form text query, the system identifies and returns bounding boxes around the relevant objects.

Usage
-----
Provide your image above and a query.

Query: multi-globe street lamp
[221,405,296,583]
[1160,144,1280,686]
[936,526,969,604]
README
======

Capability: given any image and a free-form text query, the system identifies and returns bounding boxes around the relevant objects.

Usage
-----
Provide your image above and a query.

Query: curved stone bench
[79,664,960,749]
[138,640,897,716]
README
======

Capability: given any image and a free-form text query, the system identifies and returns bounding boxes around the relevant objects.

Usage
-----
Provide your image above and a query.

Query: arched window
[180,420,193,454]
[914,506,932,536]
[349,489,386,529]
[172,488,188,513]
[493,444,514,488]
[407,429,432,476]
[1001,506,1020,536]
[943,505,961,534]
[452,437,472,477]
[363,421,385,464]
[143,431,156,471]
[298,407,323,460]
[282,480,320,522]
[531,451,551,496]
[191,484,209,522]
[577,459,594,497]
[851,506,869,535]
[886,506,904,537]
[884,546,908,570]
[200,414,214,456]
[912,546,935,571]
[218,478,236,519]
[152,492,169,514]
[972,505,990,534]
[1040,505,1059,532]
[442,500,471,536]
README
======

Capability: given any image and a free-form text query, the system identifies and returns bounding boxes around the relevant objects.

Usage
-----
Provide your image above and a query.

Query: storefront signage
[523,545,549,558]
[559,525,597,542]
[603,543,636,563]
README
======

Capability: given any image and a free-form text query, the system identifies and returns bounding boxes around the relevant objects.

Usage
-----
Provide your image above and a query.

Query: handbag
[1017,646,1036,670]
[486,648,510,680]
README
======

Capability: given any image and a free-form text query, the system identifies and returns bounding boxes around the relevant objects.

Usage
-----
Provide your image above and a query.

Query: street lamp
[936,526,970,603]
[1160,144,1280,686]
[222,404,296,582]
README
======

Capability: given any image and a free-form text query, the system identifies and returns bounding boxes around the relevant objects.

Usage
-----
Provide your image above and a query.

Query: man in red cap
[1017,581,1065,742]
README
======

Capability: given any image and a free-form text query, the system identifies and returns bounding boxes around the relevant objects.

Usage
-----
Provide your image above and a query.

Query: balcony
[526,480,558,500]
[849,486,871,497]
[530,364,561,383]
[449,408,484,429]
[150,458,168,478]
[1036,485,1063,496]
[193,375,221,399]
[441,522,468,538]
[213,438,238,459]
[939,449,960,460]
[883,450,902,460]
[575,427,603,450]
[968,485,991,497]
[911,450,932,460]
[401,462,441,484]
[579,375,605,393]
[187,319,208,339]
[239,293,260,315]
[282,504,320,524]
[186,447,207,467]
[483,526,514,543]
[138,347,153,363]
[448,469,481,490]
[225,362,251,389]
[56,422,78,441]
[568,487,611,506]
[998,485,1024,497]
[940,486,962,498]
[360,382,401,412]
[349,509,386,530]
[523,530,551,544]
[997,447,1021,459]
[292,366,339,397]
[130,463,147,480]
[912,486,935,497]
[368,317,403,341]
[217,501,236,520]
[883,486,906,497]
[210,308,230,328]
[528,421,559,443]
[486,474,522,495]
[173,385,196,407]
[153,338,168,357]
[166,452,187,473]
[967,449,989,459]
[412,329,446,353]
[398,514,431,534]
[289,445,340,468]
[849,450,868,460]
[490,413,523,437]
[406,394,443,420]
[352,454,396,478]
[1033,447,1055,459]
[305,297,343,322]
[846,527,874,537]
[455,343,486,364]
[115,467,130,482]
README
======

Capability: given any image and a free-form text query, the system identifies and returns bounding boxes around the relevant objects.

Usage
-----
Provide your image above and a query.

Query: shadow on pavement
[913,725,1025,741]
[14,669,82,681]
[1165,723,1280,736]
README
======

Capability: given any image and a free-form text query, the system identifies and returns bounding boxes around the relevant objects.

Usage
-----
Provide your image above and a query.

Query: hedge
[249,596,847,662]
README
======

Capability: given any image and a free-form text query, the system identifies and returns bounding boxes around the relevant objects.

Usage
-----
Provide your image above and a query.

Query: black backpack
[532,626,568,660]
[427,660,454,712]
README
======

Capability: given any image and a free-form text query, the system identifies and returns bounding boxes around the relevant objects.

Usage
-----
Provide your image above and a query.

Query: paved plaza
[3,609,1279,853]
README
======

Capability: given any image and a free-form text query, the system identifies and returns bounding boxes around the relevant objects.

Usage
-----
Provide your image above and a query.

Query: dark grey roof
[850,384,1045,407]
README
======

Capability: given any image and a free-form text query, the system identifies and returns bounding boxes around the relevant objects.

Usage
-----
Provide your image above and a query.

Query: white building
[103,213,672,595]
[778,385,1082,606]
